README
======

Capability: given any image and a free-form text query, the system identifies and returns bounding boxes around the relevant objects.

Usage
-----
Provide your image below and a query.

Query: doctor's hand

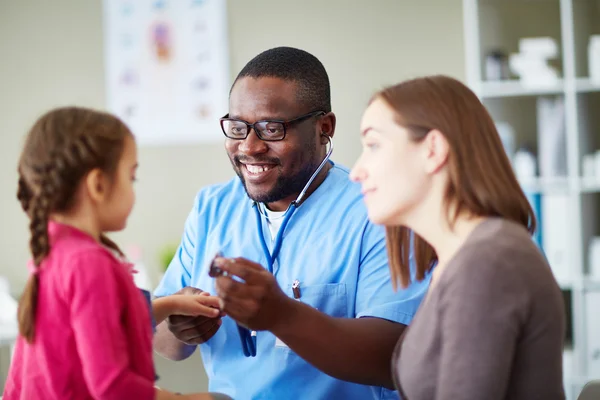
[166,286,224,345]
[214,257,292,332]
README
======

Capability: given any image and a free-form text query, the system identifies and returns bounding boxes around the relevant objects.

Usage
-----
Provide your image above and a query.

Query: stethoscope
[237,135,334,357]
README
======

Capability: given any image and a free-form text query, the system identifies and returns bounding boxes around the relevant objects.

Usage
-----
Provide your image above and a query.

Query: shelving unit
[463,0,600,399]
[481,79,566,97]
[576,78,600,93]
[519,176,570,194]
[581,177,600,192]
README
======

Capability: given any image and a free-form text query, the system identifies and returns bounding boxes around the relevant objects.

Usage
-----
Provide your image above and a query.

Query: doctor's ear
[320,133,331,145]
[318,112,336,139]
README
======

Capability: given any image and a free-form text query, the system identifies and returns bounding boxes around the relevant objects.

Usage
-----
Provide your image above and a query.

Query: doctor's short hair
[232,46,331,113]
[375,75,537,290]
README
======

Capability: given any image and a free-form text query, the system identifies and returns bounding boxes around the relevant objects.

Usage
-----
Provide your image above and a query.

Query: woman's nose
[349,160,366,182]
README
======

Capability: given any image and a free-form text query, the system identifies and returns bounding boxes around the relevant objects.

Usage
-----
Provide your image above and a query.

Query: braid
[29,170,55,265]
[18,168,55,343]
[100,234,124,257]
[49,147,79,209]
[17,274,39,343]
[17,175,32,213]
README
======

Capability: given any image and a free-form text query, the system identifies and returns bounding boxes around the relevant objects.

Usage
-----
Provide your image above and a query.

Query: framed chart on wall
[103,0,229,145]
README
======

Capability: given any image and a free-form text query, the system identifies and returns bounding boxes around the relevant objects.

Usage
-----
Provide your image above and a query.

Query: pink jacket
[4,222,155,399]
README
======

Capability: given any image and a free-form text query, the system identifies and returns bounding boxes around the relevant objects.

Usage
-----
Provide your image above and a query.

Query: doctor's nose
[238,130,269,155]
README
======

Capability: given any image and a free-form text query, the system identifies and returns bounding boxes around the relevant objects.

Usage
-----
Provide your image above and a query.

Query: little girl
[4,107,221,400]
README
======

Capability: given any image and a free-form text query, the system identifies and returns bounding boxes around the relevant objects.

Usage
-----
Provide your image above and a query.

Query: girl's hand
[172,293,221,317]
[152,292,221,325]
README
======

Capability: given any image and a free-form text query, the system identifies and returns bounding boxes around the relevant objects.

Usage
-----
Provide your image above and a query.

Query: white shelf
[518,178,600,194]
[583,277,600,291]
[479,80,565,99]
[576,78,600,94]
[559,276,600,291]
[559,279,574,291]
[519,177,570,194]
[580,178,600,193]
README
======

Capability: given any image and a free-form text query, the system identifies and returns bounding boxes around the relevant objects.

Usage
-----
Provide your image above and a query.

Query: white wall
[0,0,465,393]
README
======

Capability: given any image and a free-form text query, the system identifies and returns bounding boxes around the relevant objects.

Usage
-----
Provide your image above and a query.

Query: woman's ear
[85,168,109,203]
[423,129,449,174]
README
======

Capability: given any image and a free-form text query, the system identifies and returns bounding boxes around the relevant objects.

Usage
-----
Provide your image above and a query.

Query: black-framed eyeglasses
[219,110,326,141]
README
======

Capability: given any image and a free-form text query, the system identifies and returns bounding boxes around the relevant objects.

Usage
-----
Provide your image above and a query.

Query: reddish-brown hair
[374,76,536,289]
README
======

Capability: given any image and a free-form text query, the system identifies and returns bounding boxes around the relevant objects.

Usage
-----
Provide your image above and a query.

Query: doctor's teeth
[246,165,272,173]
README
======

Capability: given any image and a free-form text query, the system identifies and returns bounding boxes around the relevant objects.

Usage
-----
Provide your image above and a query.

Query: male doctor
[154,46,430,400]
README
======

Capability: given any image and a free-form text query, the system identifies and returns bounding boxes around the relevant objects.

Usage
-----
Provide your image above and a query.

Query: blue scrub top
[155,162,430,400]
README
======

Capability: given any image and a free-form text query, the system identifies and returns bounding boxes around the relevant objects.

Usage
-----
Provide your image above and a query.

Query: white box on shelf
[509,54,559,87]
[537,97,567,178]
[519,37,559,58]
[583,154,596,178]
[509,37,560,88]
[541,194,571,285]
[496,122,515,162]
[589,35,600,84]
[588,237,600,280]
[585,292,600,378]
[563,348,573,387]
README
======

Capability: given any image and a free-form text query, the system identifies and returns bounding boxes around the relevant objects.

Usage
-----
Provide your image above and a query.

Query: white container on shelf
[589,237,600,280]
[510,37,560,88]
[583,154,596,178]
[585,292,600,378]
[496,122,515,162]
[589,35,600,84]
[542,194,571,285]
[537,97,567,178]
[513,148,537,183]
[519,37,559,58]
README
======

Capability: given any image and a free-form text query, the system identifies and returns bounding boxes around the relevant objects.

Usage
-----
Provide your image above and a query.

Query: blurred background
[1,1,599,399]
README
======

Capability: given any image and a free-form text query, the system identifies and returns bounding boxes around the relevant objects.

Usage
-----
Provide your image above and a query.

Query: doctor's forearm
[153,321,197,361]
[271,299,403,389]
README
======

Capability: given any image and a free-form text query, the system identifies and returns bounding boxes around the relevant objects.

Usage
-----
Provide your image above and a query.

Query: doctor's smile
[236,158,280,183]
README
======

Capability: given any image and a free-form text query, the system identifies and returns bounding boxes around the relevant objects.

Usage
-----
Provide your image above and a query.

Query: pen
[292,279,301,299]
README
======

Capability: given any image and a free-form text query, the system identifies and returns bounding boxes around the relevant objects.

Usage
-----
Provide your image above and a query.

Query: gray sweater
[393,218,566,400]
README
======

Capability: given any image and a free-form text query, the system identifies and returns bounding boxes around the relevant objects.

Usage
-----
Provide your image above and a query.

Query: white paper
[537,96,567,178]
[0,276,18,344]
[541,194,571,285]
[585,292,600,378]
[103,0,230,145]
